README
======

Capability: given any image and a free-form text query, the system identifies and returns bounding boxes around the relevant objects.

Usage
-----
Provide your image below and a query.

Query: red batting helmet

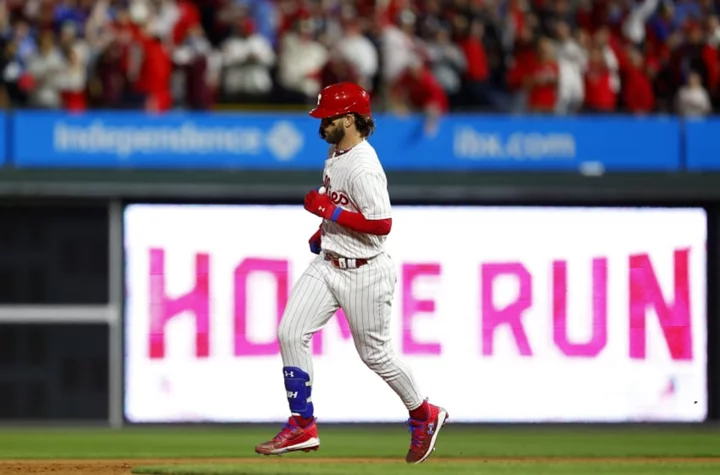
[309,82,372,119]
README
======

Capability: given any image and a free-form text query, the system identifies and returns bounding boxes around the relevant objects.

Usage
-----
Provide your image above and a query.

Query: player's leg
[332,253,449,464]
[278,258,339,424]
[335,255,423,409]
[255,257,339,456]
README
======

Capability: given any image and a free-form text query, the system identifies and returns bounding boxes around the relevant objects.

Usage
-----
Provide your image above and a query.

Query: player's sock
[292,415,315,428]
[283,366,314,422]
[409,400,430,420]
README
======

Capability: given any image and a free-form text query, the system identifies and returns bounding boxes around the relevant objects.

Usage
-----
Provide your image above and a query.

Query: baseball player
[254,82,448,464]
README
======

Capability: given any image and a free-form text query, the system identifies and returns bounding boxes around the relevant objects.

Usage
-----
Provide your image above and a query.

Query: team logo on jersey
[322,176,350,206]
[329,191,349,206]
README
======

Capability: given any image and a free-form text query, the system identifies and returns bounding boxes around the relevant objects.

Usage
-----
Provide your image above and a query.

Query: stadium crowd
[0,0,718,117]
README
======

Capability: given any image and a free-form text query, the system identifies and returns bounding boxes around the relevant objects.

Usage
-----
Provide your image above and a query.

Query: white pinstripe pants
[278,252,424,411]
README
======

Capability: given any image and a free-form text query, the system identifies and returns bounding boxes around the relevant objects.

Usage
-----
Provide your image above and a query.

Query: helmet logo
[317,93,322,105]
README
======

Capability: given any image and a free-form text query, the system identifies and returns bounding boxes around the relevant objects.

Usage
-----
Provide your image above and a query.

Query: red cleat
[405,402,449,464]
[254,417,320,456]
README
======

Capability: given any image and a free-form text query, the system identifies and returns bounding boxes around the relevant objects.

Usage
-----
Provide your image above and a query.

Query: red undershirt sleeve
[333,211,392,235]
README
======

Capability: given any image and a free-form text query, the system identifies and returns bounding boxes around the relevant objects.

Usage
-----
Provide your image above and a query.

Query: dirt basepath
[1,457,719,475]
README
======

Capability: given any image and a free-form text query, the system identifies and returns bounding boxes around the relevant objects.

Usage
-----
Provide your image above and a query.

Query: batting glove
[304,189,341,221]
[309,228,322,254]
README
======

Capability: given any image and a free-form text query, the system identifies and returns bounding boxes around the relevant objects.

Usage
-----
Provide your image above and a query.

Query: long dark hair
[354,113,376,138]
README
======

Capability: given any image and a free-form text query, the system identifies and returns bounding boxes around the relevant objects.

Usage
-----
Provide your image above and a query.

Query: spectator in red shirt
[525,36,559,113]
[392,59,449,110]
[130,23,173,113]
[622,47,655,114]
[172,0,202,46]
[583,45,616,112]
[1,0,717,117]
[506,23,537,112]
[390,57,448,135]
[457,18,490,108]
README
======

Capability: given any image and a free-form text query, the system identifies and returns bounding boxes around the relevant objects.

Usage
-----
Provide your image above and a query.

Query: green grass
[1,426,720,474]
[0,426,719,459]
[131,461,720,475]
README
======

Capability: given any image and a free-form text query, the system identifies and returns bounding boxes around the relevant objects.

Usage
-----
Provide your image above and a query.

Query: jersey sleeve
[349,170,392,220]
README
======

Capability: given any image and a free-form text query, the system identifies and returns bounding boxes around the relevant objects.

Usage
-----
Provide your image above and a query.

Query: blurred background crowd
[0,0,718,117]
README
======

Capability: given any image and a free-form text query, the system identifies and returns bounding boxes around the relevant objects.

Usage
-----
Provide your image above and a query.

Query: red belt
[324,253,369,269]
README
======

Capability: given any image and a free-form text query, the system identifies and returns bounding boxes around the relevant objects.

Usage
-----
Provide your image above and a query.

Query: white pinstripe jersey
[320,140,391,259]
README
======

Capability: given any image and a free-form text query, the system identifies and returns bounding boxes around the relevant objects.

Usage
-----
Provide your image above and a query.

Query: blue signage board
[12,111,328,169]
[684,118,720,171]
[0,113,7,166]
[370,115,681,171]
[11,111,682,171]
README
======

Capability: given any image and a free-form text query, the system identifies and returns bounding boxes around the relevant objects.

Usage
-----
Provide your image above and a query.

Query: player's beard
[320,124,345,145]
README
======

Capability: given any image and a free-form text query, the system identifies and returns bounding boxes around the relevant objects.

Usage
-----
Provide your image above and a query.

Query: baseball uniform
[255,82,447,464]
[278,140,424,412]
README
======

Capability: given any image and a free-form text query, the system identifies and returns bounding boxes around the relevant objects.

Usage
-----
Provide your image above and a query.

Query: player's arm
[330,207,392,235]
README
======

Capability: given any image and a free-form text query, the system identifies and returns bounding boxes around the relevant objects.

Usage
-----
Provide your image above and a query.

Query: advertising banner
[123,204,707,423]
[12,111,328,169]
[685,118,720,171]
[0,112,7,166]
[12,111,681,171]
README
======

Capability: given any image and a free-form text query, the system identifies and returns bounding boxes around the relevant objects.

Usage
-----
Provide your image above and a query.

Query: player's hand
[304,189,336,220]
[308,228,322,254]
